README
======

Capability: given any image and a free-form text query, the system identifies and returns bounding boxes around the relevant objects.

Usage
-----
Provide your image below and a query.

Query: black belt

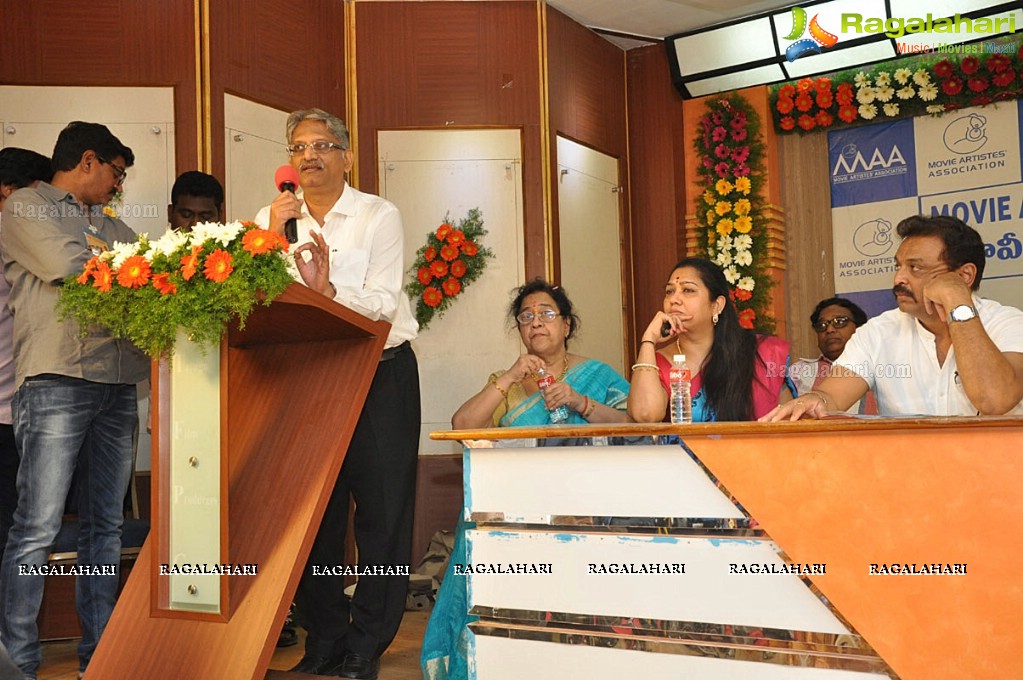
[379,340,411,362]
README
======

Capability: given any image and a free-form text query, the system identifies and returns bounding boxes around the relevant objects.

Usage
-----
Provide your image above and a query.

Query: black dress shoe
[289,652,344,674]
[277,623,298,648]
[332,653,380,680]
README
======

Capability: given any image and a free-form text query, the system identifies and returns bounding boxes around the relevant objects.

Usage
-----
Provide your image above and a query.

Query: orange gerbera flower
[242,227,277,255]
[429,260,448,278]
[446,229,465,246]
[152,273,177,296]
[450,259,467,278]
[461,241,478,257]
[203,249,234,283]
[435,223,452,241]
[116,255,152,289]
[734,287,752,302]
[422,286,443,307]
[181,246,202,281]
[417,266,433,285]
[93,261,113,292]
[738,308,756,329]
[442,277,461,297]
[424,246,437,262]
[77,256,99,284]
[440,244,458,262]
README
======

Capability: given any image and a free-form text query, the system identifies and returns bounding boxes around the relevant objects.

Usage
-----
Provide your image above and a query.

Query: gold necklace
[546,355,569,381]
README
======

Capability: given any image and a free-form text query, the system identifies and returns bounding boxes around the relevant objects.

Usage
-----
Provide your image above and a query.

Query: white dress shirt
[255,182,418,348]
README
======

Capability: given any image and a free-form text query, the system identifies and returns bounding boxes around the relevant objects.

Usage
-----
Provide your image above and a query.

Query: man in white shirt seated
[765,215,1023,419]
[790,297,876,415]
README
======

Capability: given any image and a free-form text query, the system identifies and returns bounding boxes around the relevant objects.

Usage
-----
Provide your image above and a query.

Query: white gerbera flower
[853,72,871,88]
[896,86,915,100]
[109,240,140,270]
[856,87,876,104]
[734,250,753,267]
[737,276,755,292]
[875,71,891,87]
[883,103,900,117]
[716,235,733,252]
[723,266,739,285]
[918,83,938,101]
[926,105,945,114]
[913,69,931,87]
[875,86,895,102]
[733,234,753,252]
[150,228,190,259]
[859,103,878,120]
[716,250,733,267]
[894,68,912,85]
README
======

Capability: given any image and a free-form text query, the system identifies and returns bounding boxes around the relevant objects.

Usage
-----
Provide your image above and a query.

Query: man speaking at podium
[255,108,420,680]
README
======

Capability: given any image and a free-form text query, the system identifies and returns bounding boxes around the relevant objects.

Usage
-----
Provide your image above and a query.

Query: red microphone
[274,165,301,243]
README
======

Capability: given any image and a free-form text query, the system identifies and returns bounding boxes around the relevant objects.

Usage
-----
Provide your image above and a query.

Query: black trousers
[295,343,420,659]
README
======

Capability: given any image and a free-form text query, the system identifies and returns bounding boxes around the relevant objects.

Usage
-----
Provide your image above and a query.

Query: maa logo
[832,143,907,176]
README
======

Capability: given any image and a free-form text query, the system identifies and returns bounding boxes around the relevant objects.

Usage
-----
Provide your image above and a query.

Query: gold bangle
[584,397,597,419]
[805,390,829,408]
[632,362,659,371]
[487,375,508,399]
[640,339,656,347]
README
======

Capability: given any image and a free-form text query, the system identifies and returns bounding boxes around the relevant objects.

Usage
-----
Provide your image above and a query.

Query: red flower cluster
[417,223,480,308]
[931,51,1021,109]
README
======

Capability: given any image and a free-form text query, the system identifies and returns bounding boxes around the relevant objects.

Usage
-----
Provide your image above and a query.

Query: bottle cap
[673,354,686,363]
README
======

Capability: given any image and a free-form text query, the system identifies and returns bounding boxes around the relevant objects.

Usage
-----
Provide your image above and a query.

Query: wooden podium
[85,283,390,679]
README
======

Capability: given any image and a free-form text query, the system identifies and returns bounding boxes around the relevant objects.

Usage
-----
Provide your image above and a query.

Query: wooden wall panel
[354,1,546,278]
[625,46,687,356]
[0,0,199,171]
[779,130,833,359]
[546,9,627,159]
[208,0,346,182]
[546,7,628,288]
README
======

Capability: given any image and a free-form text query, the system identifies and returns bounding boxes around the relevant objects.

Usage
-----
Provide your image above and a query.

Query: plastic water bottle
[670,354,692,424]
[535,366,570,423]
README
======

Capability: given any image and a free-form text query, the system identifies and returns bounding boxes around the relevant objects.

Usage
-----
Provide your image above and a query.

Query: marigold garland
[404,208,493,330]
[694,94,775,334]
[59,221,294,357]
[770,37,1023,133]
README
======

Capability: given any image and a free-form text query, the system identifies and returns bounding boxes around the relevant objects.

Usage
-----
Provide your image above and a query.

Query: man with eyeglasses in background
[789,297,876,415]
[0,122,148,680]
[255,108,419,680]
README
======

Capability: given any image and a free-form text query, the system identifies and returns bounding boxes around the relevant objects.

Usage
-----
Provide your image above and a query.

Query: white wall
[378,129,526,454]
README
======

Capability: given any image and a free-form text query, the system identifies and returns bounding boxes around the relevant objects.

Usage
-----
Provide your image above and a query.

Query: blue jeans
[0,376,137,678]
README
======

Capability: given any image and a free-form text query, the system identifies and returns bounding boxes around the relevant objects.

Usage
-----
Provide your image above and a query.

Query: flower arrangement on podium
[58,221,294,357]
[404,207,493,330]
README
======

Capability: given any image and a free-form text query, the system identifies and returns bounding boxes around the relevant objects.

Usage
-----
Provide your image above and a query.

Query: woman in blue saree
[422,279,630,679]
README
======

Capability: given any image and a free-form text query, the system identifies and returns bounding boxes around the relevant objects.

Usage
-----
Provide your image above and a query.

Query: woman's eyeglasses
[813,316,851,332]
[516,309,559,325]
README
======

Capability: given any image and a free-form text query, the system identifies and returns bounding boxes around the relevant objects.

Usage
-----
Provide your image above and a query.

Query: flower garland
[694,94,774,333]
[770,38,1023,133]
[59,221,294,357]
[405,208,493,330]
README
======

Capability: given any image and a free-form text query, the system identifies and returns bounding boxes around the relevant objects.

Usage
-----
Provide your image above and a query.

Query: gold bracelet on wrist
[806,390,829,408]
[584,397,597,419]
[487,375,508,399]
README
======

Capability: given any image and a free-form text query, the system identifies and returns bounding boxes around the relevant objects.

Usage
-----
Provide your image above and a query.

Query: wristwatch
[948,304,978,323]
